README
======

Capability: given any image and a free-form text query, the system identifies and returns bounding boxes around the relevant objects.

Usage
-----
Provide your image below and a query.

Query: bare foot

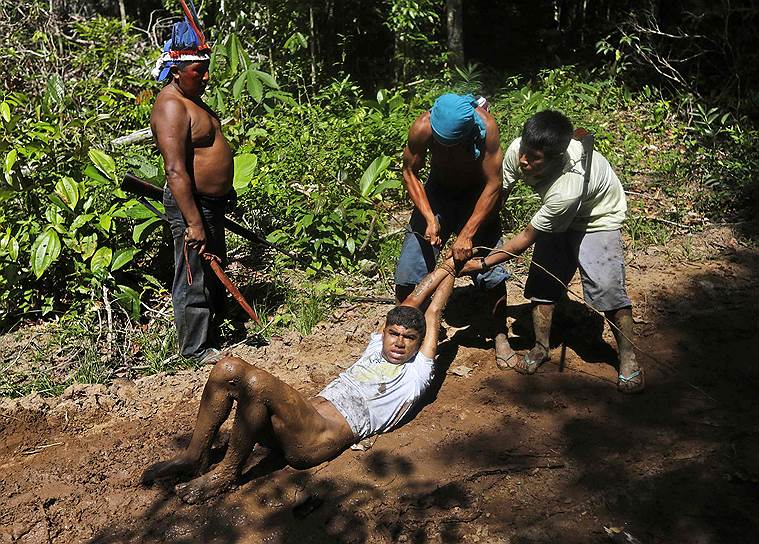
[494,333,517,370]
[141,454,198,486]
[617,353,645,394]
[174,467,238,504]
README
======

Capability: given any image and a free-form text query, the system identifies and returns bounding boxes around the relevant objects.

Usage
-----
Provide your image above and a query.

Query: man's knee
[208,356,251,387]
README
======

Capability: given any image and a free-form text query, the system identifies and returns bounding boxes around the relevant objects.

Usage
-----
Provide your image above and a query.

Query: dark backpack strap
[573,128,594,184]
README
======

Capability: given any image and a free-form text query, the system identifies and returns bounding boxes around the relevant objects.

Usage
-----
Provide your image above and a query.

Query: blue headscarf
[152,19,212,81]
[429,93,487,159]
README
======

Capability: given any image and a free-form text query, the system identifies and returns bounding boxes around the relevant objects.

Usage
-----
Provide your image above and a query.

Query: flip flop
[617,369,646,394]
[495,350,518,371]
[515,344,549,375]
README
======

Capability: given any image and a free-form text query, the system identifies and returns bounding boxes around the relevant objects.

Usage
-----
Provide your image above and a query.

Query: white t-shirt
[318,333,435,440]
[503,137,627,233]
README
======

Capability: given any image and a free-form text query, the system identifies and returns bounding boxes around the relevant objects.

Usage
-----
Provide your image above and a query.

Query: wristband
[480,258,490,273]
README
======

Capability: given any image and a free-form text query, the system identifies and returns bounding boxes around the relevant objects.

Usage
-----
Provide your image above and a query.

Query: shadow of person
[551,298,619,368]
[442,283,533,351]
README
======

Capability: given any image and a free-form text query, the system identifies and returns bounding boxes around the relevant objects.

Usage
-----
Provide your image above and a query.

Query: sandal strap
[618,370,641,382]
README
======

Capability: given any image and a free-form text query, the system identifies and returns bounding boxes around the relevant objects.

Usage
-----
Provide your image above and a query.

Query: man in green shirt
[463,110,644,393]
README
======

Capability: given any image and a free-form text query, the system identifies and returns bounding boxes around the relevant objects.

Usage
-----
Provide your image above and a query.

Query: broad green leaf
[232,71,247,100]
[346,238,356,254]
[45,206,64,226]
[112,247,139,271]
[99,214,113,232]
[70,213,94,231]
[83,164,110,185]
[232,153,257,194]
[88,149,116,181]
[132,216,162,243]
[301,214,314,228]
[55,177,80,210]
[359,155,392,197]
[1,232,19,261]
[228,33,240,74]
[4,149,17,174]
[247,70,263,102]
[0,102,9,123]
[46,75,65,106]
[115,284,141,319]
[253,70,278,89]
[80,234,98,259]
[90,246,112,274]
[370,178,401,198]
[31,229,62,278]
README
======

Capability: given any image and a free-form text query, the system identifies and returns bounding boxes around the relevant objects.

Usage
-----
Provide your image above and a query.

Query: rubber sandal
[515,344,549,375]
[617,369,646,394]
[495,350,518,371]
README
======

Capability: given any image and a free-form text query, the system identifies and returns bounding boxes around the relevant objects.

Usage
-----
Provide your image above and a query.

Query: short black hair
[385,306,426,338]
[521,110,574,158]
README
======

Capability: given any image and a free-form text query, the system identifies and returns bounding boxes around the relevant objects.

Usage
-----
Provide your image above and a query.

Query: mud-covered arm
[419,273,455,359]
[402,113,441,247]
[451,113,504,261]
[152,98,206,253]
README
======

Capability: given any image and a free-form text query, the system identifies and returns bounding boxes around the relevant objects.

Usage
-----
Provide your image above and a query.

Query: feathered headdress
[152,0,212,81]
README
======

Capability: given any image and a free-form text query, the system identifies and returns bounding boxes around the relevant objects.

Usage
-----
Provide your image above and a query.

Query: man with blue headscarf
[395,93,517,367]
[150,2,234,364]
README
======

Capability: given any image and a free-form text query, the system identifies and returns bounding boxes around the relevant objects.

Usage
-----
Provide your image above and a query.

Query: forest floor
[2,225,759,544]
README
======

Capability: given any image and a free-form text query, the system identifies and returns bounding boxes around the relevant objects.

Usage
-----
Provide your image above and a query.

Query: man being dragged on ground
[141,262,456,503]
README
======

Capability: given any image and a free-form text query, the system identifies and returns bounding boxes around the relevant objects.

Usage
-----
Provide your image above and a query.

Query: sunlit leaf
[31,229,62,279]
[90,246,112,274]
[55,177,80,210]
[359,155,392,197]
[253,70,278,89]
[232,71,247,100]
[0,102,10,123]
[132,217,162,243]
[232,153,257,195]
[247,70,263,102]
[112,247,139,271]
[88,149,116,181]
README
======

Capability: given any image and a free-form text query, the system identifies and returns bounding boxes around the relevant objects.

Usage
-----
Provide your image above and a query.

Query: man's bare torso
[425,107,491,193]
[152,86,233,197]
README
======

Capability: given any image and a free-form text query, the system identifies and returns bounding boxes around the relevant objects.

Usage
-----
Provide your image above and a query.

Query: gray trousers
[163,187,230,359]
[524,229,632,312]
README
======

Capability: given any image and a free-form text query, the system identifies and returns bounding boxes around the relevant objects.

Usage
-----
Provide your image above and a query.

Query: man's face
[518,145,549,182]
[381,324,423,365]
[173,61,210,97]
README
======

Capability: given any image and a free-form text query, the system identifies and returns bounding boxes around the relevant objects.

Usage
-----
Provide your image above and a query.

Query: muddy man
[141,262,457,503]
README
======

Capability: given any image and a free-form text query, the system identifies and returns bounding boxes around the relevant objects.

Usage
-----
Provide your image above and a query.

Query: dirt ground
[2,226,759,544]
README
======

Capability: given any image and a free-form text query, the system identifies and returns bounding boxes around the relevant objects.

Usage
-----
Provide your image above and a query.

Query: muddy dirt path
[2,228,759,544]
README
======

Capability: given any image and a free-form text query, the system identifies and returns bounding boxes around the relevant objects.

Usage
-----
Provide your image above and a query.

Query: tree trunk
[118,0,126,29]
[446,0,464,67]
[309,4,317,86]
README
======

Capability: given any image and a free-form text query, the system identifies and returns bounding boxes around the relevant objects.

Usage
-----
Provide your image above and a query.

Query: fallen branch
[466,460,565,481]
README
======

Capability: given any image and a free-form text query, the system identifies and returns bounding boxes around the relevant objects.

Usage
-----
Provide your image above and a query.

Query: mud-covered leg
[607,307,645,393]
[517,302,553,374]
[141,359,237,485]
[175,397,267,504]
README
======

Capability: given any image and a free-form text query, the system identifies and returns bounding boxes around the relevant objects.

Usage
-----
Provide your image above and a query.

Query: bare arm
[151,97,206,253]
[402,113,441,247]
[450,111,504,262]
[419,273,455,359]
